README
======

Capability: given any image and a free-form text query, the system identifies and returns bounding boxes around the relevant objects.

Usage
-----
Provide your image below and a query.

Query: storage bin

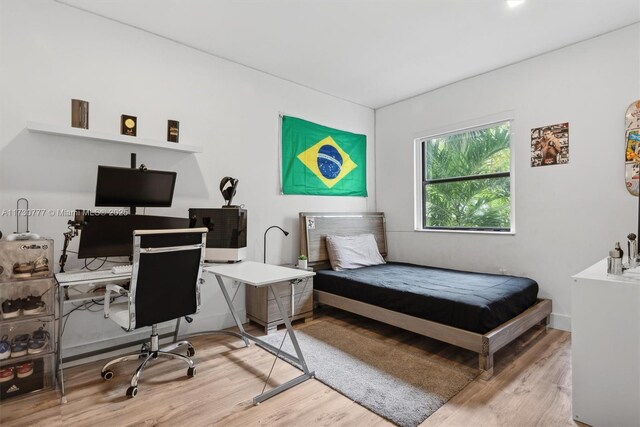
[0,239,54,282]
[0,278,55,320]
[0,355,55,400]
[0,316,55,359]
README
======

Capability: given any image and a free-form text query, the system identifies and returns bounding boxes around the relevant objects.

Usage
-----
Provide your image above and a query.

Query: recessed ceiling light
[507,0,526,8]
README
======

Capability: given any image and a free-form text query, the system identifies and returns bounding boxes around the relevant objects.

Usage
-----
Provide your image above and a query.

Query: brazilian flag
[281,116,367,196]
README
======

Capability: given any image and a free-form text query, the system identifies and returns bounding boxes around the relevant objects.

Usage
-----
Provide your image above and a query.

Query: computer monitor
[95,166,177,207]
[77,214,190,259]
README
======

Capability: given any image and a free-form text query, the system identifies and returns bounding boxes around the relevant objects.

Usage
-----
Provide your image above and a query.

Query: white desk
[56,262,315,405]
[572,259,640,426]
[203,261,315,404]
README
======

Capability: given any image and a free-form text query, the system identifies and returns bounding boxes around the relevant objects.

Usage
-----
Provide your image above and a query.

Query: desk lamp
[263,225,289,264]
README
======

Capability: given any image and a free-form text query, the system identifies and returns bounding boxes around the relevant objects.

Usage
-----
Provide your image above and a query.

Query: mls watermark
[1,208,128,217]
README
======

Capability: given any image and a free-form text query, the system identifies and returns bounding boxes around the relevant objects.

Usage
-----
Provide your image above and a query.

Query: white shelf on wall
[26,121,203,153]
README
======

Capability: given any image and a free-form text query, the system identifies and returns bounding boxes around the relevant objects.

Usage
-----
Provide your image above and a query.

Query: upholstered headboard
[299,212,387,270]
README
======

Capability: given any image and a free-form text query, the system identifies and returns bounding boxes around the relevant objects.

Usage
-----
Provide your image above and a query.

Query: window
[417,121,512,232]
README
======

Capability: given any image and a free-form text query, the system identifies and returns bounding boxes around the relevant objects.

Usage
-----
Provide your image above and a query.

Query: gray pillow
[325,234,386,271]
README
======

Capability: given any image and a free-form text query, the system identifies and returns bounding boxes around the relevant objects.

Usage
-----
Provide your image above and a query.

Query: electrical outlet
[499,267,507,275]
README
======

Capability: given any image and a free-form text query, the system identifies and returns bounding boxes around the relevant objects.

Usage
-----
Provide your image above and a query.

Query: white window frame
[413,112,516,235]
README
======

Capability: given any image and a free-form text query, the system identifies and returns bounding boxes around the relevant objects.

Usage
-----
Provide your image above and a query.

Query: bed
[300,212,552,378]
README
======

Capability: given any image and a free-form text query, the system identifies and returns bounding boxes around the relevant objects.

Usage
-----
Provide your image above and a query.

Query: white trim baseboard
[550,312,571,331]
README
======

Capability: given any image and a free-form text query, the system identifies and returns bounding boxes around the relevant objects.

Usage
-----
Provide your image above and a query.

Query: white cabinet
[572,259,640,427]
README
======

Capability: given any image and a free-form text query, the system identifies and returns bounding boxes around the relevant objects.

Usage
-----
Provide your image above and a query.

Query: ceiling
[57,0,640,109]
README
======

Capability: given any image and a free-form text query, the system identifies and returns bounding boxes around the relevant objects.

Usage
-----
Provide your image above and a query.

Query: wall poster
[531,122,569,167]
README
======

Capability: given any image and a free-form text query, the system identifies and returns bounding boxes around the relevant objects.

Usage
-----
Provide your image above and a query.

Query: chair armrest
[104,284,129,319]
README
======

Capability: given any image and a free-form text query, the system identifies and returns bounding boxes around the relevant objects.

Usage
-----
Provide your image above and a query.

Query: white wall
[0,0,375,355]
[376,24,640,331]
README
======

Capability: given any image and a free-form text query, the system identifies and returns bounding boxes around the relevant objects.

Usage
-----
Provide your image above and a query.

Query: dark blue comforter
[315,262,538,334]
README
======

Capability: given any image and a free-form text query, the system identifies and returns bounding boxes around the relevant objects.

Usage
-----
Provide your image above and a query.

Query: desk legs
[266,284,311,374]
[57,284,67,403]
[248,284,314,404]
[214,275,250,347]
[211,273,314,405]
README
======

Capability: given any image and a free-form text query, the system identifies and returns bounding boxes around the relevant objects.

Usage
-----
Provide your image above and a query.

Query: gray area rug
[260,321,478,427]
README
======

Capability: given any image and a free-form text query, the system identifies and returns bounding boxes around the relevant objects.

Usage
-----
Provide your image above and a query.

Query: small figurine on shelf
[167,120,179,143]
[71,99,89,129]
[121,115,137,136]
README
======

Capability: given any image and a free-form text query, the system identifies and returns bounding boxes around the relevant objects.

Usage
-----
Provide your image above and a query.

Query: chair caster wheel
[101,370,114,380]
[126,386,138,398]
[187,347,195,357]
[139,344,149,358]
[187,367,196,377]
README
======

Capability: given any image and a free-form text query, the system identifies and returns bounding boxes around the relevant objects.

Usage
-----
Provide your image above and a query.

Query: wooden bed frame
[299,212,552,378]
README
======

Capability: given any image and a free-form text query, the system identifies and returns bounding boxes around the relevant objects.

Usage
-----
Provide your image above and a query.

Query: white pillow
[325,234,386,271]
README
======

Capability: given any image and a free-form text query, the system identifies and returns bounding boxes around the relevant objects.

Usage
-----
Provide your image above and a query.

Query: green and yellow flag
[281,116,367,196]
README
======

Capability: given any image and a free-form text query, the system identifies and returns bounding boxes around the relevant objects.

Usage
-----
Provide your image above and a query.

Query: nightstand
[245,267,313,334]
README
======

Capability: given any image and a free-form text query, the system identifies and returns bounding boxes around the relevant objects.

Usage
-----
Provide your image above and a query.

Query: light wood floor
[0,308,576,427]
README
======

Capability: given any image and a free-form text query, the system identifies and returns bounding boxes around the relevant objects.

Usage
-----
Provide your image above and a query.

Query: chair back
[129,228,207,329]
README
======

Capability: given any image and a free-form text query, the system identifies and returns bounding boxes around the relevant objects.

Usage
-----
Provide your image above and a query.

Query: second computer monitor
[78,214,190,259]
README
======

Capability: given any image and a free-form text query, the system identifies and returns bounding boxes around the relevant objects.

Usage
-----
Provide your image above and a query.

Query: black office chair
[100,228,208,398]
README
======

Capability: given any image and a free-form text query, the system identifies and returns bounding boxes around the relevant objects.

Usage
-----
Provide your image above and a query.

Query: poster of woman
[531,122,569,167]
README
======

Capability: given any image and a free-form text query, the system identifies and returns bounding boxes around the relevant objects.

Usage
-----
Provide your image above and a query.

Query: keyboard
[111,264,133,275]
[56,268,130,284]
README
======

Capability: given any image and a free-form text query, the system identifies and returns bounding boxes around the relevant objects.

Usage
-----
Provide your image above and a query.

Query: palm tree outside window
[420,121,512,232]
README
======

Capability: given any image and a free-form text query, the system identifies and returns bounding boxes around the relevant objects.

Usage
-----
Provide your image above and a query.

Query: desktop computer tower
[188,208,247,262]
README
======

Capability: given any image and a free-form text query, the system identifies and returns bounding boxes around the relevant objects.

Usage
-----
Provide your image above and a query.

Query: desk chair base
[100,325,196,398]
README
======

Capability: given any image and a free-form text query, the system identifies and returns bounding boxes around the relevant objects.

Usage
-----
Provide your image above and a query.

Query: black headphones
[219,177,239,207]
